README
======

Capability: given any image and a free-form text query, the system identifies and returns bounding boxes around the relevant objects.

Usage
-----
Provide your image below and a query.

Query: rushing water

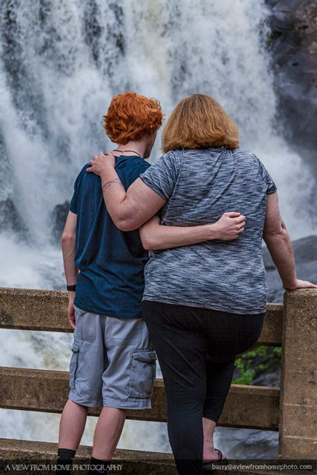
[0,0,314,457]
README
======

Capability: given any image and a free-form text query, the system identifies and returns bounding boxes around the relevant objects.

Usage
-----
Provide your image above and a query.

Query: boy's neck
[114,140,147,158]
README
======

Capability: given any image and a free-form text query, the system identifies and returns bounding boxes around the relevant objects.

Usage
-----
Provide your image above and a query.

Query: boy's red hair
[104,91,163,144]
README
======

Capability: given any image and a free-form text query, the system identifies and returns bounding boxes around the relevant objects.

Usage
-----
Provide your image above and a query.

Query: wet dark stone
[0,310,14,327]
[1,2,49,138]
[266,0,317,178]
[82,0,126,78]
[0,198,29,239]
[263,235,317,303]
[50,200,69,245]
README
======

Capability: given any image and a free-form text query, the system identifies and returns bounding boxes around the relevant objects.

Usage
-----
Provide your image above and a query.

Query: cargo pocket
[69,343,79,390]
[129,350,157,398]
[74,306,97,343]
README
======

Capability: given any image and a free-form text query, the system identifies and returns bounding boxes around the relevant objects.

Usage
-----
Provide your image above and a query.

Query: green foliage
[233,345,281,385]
[233,357,255,385]
[273,347,282,357]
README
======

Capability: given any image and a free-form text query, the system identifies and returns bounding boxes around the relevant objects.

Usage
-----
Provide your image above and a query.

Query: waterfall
[0,0,312,456]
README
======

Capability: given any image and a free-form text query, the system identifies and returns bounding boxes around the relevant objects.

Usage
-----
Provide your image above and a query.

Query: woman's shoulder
[230,148,264,168]
[161,147,260,165]
[160,149,181,160]
[231,148,258,159]
[155,150,183,171]
[177,147,259,163]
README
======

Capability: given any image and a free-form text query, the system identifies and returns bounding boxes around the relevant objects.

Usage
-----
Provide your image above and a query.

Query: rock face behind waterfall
[50,201,70,246]
[0,198,29,240]
[266,0,317,174]
[263,235,317,302]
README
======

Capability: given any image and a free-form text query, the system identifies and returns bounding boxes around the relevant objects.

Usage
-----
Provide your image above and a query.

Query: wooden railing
[0,287,316,472]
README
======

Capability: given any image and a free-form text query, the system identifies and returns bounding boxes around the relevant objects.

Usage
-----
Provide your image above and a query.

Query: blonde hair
[161,94,239,153]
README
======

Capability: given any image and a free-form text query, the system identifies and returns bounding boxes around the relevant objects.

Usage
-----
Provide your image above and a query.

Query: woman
[88,94,316,475]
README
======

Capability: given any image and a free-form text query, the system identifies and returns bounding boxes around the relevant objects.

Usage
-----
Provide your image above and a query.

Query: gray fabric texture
[68,305,157,409]
[139,147,277,314]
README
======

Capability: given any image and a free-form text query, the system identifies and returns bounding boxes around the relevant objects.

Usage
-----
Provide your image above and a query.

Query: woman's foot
[202,419,227,465]
[203,447,227,464]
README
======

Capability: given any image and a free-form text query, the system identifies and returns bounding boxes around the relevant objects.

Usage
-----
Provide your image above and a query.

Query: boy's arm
[140,213,246,251]
[61,211,78,329]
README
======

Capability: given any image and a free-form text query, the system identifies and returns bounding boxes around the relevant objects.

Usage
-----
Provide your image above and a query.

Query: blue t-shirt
[69,155,150,319]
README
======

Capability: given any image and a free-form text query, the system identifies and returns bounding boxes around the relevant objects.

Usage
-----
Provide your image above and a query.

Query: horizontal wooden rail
[0,288,283,345]
[0,367,279,430]
[8,440,284,475]
[0,439,177,475]
[0,438,299,475]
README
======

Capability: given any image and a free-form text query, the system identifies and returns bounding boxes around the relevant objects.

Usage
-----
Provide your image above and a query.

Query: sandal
[203,448,228,468]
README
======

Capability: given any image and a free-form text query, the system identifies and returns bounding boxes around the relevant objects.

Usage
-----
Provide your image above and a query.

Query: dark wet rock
[50,201,69,245]
[217,426,278,459]
[263,235,317,302]
[266,0,317,176]
[251,359,281,387]
[0,198,29,239]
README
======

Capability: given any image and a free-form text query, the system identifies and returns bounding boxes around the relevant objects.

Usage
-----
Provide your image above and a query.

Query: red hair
[104,91,163,144]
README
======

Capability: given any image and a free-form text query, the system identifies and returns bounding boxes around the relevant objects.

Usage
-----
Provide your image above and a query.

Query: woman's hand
[87,151,116,176]
[213,212,246,241]
[283,279,317,290]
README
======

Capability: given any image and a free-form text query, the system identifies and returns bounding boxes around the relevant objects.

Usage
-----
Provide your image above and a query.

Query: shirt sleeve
[69,185,78,214]
[256,156,277,195]
[139,151,180,200]
[128,160,151,185]
[69,166,86,214]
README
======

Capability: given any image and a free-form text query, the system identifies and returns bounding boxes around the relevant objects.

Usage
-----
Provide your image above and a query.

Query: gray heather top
[139,147,277,315]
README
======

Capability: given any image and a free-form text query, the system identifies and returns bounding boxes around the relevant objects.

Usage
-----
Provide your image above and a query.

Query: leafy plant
[233,345,281,385]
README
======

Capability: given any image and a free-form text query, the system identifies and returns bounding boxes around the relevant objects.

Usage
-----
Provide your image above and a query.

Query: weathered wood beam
[0,288,283,345]
[278,289,317,460]
[0,438,177,475]
[1,438,304,475]
[0,367,279,430]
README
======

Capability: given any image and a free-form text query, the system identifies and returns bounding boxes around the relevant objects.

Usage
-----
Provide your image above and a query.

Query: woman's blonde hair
[161,94,239,153]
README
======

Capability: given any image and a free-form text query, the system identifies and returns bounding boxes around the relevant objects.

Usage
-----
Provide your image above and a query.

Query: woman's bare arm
[140,213,246,251]
[263,193,317,290]
[87,153,165,231]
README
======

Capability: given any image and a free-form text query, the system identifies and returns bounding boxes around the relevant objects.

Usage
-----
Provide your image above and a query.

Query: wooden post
[278,289,317,459]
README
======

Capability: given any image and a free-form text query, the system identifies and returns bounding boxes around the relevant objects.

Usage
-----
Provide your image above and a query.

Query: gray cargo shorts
[68,305,157,409]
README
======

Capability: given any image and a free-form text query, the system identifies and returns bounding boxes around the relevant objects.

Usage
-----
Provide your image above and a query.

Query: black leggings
[142,301,265,475]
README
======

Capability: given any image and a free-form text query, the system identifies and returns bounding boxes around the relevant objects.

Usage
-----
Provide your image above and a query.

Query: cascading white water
[0,0,314,456]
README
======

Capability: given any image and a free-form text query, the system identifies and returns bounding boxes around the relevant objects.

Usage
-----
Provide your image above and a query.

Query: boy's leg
[92,407,126,460]
[91,316,156,465]
[56,400,87,473]
[57,306,105,473]
[58,399,88,450]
